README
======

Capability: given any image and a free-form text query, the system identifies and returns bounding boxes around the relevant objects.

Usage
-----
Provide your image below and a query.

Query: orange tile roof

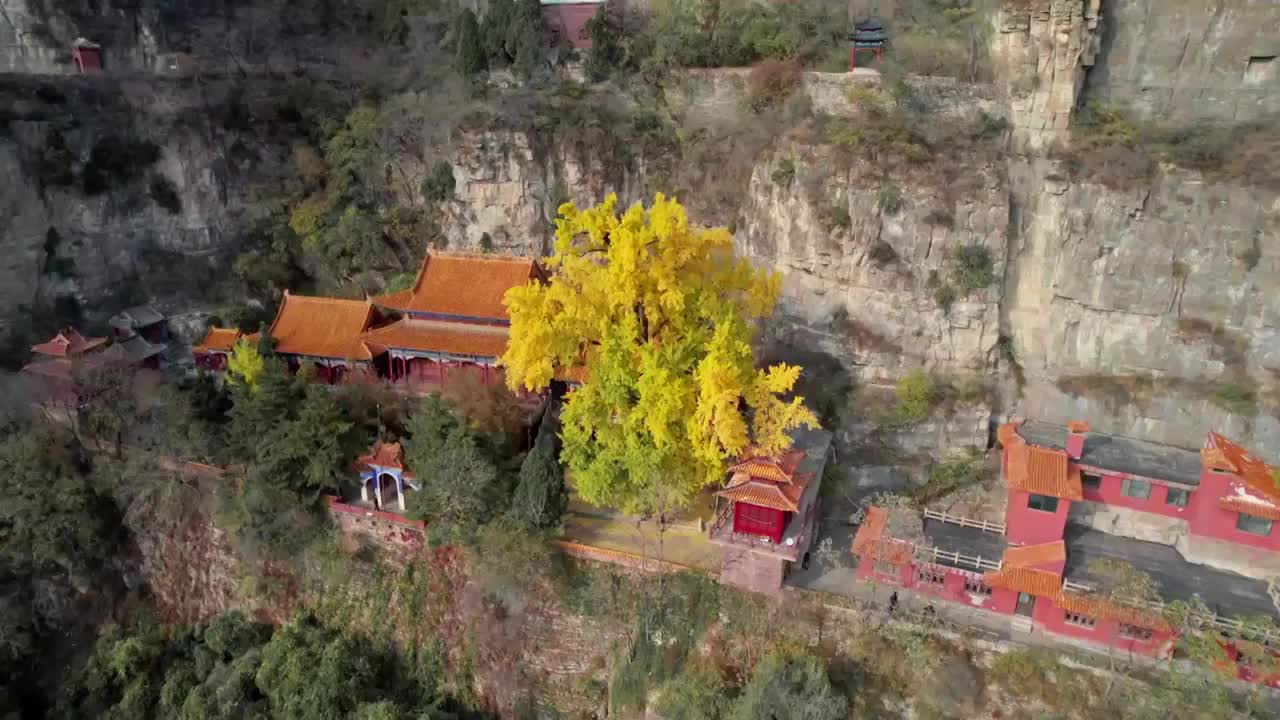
[267,292,377,360]
[1001,423,1083,500]
[21,357,76,380]
[193,327,243,354]
[717,482,797,512]
[356,440,415,477]
[850,507,916,564]
[362,318,509,358]
[372,252,542,320]
[1201,447,1235,473]
[996,421,1022,447]
[1204,432,1280,504]
[717,470,815,512]
[1219,495,1280,522]
[852,507,888,554]
[1002,540,1066,569]
[1055,591,1171,632]
[728,448,806,483]
[984,566,1064,597]
[31,328,108,357]
[1067,420,1092,433]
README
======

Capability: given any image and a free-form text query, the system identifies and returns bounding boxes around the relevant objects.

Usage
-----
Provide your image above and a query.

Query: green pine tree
[510,433,566,529]
[454,8,487,76]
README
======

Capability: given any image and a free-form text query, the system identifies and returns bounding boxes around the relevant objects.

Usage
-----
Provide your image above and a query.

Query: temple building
[366,252,539,388]
[850,419,1280,684]
[192,252,551,392]
[367,252,544,390]
[263,292,380,384]
[21,326,164,403]
[355,440,418,513]
[193,327,247,371]
[109,304,167,343]
[21,329,110,397]
[710,429,834,595]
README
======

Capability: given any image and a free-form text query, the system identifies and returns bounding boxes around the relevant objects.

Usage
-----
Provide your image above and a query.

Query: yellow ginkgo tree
[502,194,817,515]
[226,339,266,395]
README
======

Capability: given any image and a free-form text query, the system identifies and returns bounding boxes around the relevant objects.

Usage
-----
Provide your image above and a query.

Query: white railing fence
[923,508,1006,535]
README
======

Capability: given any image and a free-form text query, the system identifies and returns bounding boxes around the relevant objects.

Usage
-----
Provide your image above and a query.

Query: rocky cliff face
[0,0,379,76]
[736,140,1006,382]
[993,0,1103,150]
[1086,0,1280,123]
[1006,157,1280,450]
[444,73,1010,384]
[0,77,285,350]
[991,0,1280,452]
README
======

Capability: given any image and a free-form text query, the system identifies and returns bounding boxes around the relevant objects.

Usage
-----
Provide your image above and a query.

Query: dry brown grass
[1063,104,1280,190]
[745,59,803,113]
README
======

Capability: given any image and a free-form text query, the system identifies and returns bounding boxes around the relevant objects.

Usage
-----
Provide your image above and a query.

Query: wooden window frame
[1064,612,1097,629]
[1236,512,1274,537]
[917,567,946,586]
[1121,478,1152,500]
[1165,487,1189,508]
[1027,493,1059,513]
[1081,472,1103,491]
[964,578,993,596]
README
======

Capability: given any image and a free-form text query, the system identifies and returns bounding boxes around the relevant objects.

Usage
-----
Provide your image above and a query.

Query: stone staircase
[1011,615,1034,635]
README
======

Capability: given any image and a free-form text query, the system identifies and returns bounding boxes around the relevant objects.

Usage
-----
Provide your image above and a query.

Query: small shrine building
[709,430,834,595]
[849,18,887,71]
[72,38,102,74]
[717,447,810,544]
[540,0,606,50]
[355,440,418,512]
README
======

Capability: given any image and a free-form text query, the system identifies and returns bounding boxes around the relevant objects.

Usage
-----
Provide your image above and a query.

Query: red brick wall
[1080,468,1190,520]
[1187,470,1280,550]
[542,4,602,50]
[1005,488,1071,546]
[326,497,425,555]
[1032,595,1175,659]
[1075,464,1280,550]
[854,555,1018,615]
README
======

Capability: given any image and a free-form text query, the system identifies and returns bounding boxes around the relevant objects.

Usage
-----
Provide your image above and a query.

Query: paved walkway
[560,512,721,572]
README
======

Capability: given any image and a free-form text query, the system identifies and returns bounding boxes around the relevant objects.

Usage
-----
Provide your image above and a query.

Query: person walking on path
[888,591,899,615]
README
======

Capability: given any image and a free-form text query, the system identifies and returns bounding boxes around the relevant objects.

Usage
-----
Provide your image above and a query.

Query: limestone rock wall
[992,0,1103,149]
[841,405,994,461]
[0,77,281,347]
[1004,157,1280,450]
[1085,0,1280,123]
[442,128,651,256]
[736,145,1006,382]
[0,0,392,77]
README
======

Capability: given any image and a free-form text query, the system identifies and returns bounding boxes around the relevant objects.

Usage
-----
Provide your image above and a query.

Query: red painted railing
[324,495,426,531]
